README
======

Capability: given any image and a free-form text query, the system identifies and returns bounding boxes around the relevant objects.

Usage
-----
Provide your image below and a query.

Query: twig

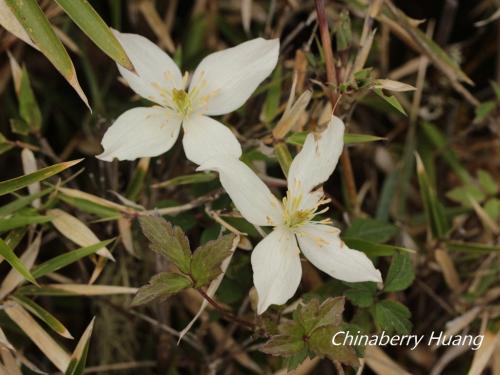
[196,288,256,331]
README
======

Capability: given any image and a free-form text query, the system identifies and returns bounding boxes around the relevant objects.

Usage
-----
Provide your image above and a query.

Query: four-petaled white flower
[97,31,279,165]
[198,116,382,314]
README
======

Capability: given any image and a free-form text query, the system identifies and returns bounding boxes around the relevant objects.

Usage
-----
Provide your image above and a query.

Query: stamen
[282,190,331,230]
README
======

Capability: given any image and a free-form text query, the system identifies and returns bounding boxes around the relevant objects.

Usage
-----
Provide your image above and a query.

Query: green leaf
[262,65,282,123]
[131,272,192,306]
[416,153,448,238]
[373,299,412,334]
[0,238,37,285]
[5,0,89,106]
[274,142,293,177]
[484,199,500,221]
[65,318,95,375]
[11,295,73,338]
[54,0,133,70]
[344,218,398,243]
[0,132,13,155]
[0,188,52,216]
[10,118,30,135]
[0,213,51,232]
[191,234,235,287]
[152,172,217,189]
[17,66,42,131]
[139,216,191,274]
[474,101,496,122]
[259,335,305,356]
[445,241,500,253]
[286,132,384,146]
[373,88,406,116]
[477,170,497,195]
[0,159,82,197]
[384,252,414,292]
[447,185,486,205]
[284,347,309,371]
[31,240,113,278]
[420,122,471,184]
[309,325,359,367]
[333,10,352,51]
[342,237,414,257]
[343,282,377,307]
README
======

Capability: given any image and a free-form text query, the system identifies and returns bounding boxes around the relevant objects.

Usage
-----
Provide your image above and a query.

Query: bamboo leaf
[54,0,133,70]
[4,0,89,107]
[0,159,82,197]
[0,238,38,286]
[31,240,114,279]
[11,295,73,339]
[65,318,95,375]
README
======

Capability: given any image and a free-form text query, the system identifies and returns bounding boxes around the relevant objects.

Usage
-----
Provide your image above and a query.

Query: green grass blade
[31,239,114,279]
[0,159,82,197]
[54,0,133,70]
[4,0,89,107]
[0,238,38,285]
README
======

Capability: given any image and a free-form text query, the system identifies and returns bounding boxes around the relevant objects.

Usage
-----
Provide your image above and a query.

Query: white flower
[198,116,382,314]
[97,31,279,165]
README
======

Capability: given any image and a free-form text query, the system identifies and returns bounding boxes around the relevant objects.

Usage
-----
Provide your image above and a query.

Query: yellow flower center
[282,191,332,229]
[172,89,192,116]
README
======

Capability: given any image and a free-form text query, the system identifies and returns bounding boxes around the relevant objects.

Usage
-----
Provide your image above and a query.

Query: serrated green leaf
[285,347,309,371]
[0,238,37,286]
[259,334,305,356]
[131,272,192,306]
[191,234,234,287]
[384,252,415,292]
[333,10,352,51]
[0,159,82,197]
[54,0,133,70]
[484,199,500,221]
[139,216,191,273]
[373,299,412,334]
[31,240,113,278]
[343,282,377,307]
[344,218,398,243]
[309,325,359,367]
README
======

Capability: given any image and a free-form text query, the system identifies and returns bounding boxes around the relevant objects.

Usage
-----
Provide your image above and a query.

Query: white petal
[182,115,242,165]
[288,116,345,197]
[197,157,283,226]
[189,38,279,115]
[251,227,302,314]
[297,223,382,283]
[113,31,183,106]
[97,107,182,161]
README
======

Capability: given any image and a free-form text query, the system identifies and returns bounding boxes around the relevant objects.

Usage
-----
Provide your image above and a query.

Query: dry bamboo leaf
[118,217,136,256]
[21,148,41,208]
[274,357,320,374]
[58,187,133,214]
[88,255,107,285]
[273,90,312,140]
[468,330,499,375]
[430,344,470,375]
[47,209,114,261]
[0,233,41,299]
[350,29,376,78]
[4,301,70,372]
[47,283,137,295]
[469,197,500,234]
[444,307,482,339]
[435,249,461,291]
[374,79,416,92]
[138,0,175,52]
[241,0,252,33]
[7,51,22,92]
[0,327,14,351]
[365,346,412,375]
[1,347,21,375]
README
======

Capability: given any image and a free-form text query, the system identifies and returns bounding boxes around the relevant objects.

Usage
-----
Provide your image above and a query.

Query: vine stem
[314,0,358,211]
[196,288,256,331]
